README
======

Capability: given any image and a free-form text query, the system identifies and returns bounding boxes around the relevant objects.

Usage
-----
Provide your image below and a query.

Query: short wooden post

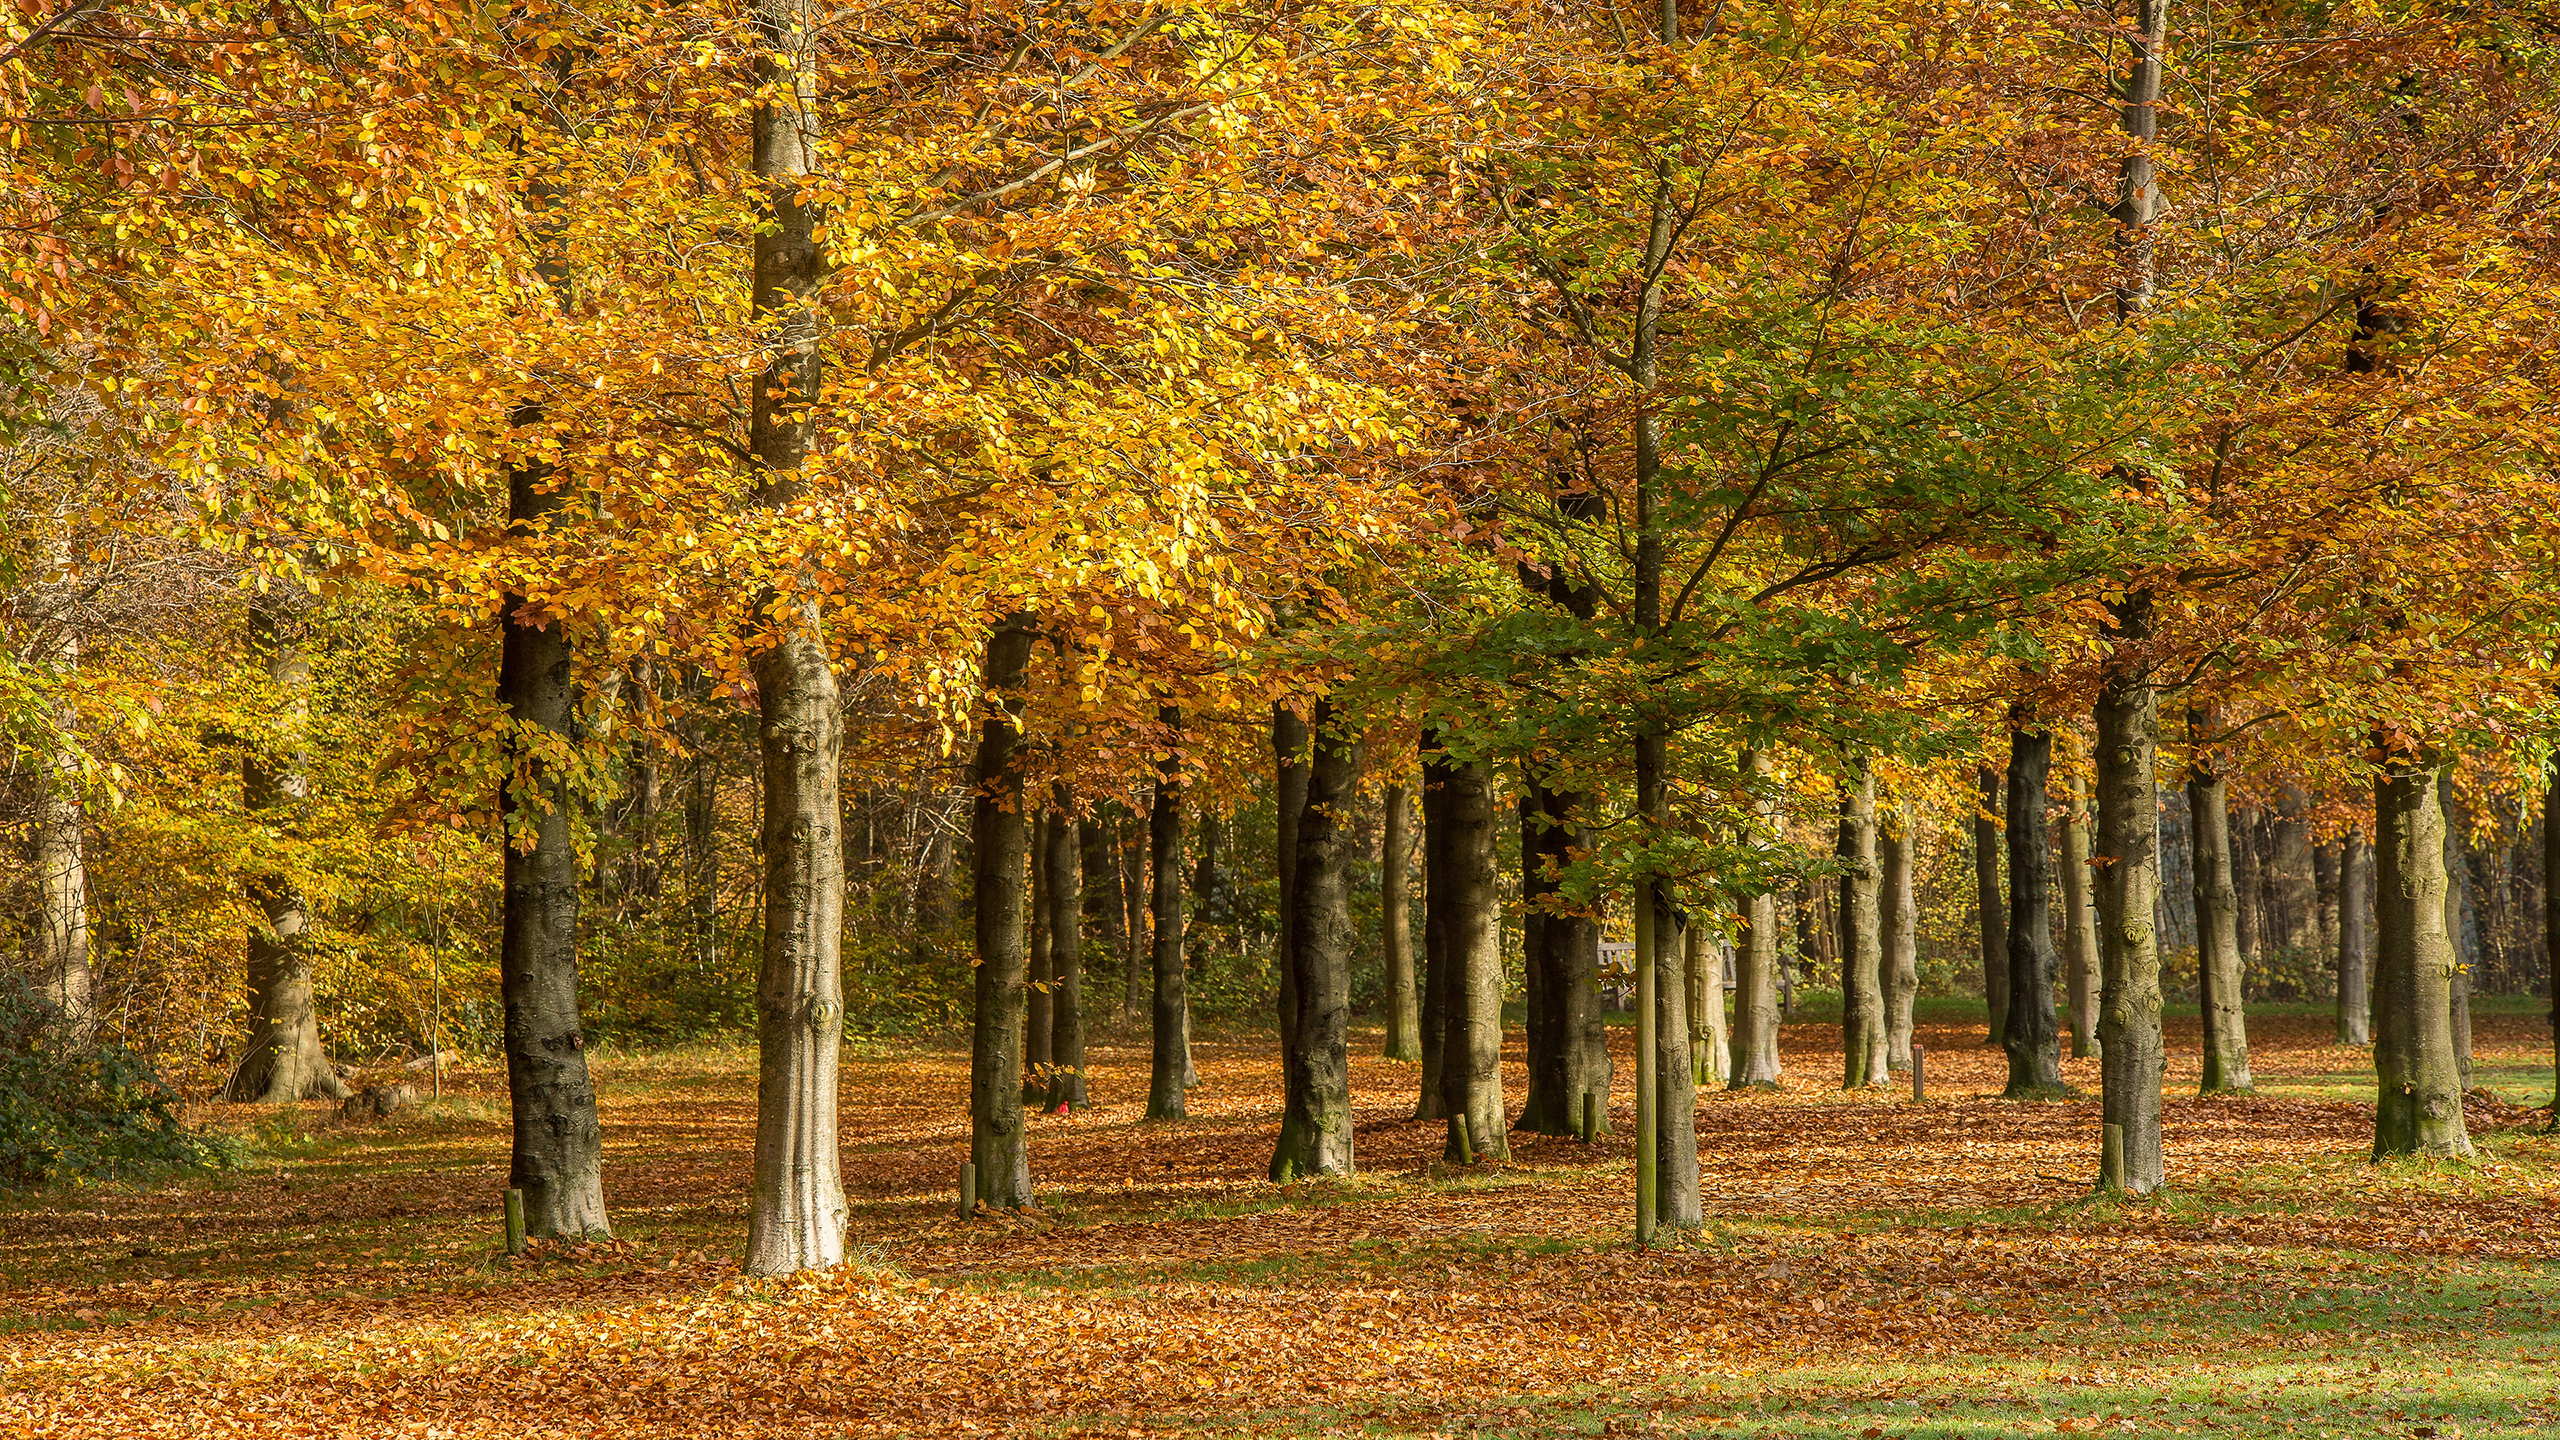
[1453,1111,1476,1165]
[503,1187,526,1256]
[1581,1090,1598,1144]
[958,1161,977,1219]
[1911,1043,1925,1103]
[2101,1124,2125,1190]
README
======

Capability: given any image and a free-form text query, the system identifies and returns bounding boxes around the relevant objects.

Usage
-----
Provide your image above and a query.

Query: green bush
[0,976,210,1192]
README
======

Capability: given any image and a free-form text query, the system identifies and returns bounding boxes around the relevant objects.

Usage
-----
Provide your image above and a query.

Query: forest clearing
[5,1002,2556,1439]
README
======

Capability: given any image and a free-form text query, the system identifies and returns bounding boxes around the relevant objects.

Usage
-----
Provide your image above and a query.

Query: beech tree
[2001,720,2063,1096]
[1271,700,1362,1180]
[2372,750,2471,1158]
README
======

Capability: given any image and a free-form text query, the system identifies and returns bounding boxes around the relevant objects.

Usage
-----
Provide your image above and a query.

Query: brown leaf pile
[1,1011,2554,1437]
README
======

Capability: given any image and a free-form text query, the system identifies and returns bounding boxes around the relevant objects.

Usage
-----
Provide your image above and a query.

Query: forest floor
[3,999,2558,1440]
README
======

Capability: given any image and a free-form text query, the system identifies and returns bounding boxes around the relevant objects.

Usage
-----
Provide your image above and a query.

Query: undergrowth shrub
[0,975,211,1193]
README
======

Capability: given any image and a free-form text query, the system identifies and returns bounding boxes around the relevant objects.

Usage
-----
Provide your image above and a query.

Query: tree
[968,616,1039,1211]
[2002,719,2063,1096]
[2337,830,2372,1046]
[2184,723,2255,1095]
[2372,748,2471,1158]
[1972,767,2007,1049]
[1838,766,1886,1090]
[222,591,347,1103]
[1380,778,1420,1062]
[1042,790,1085,1112]
[1145,706,1189,1123]
[1271,699,1362,1180]
[2059,765,2101,1061]
[1729,752,1783,1089]
[1881,795,1918,1074]
[1425,739,1506,1164]
[741,0,847,1274]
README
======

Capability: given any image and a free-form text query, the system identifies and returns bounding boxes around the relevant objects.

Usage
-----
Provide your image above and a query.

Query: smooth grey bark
[1273,703,1309,1061]
[2095,0,2168,1194]
[2440,770,2475,1090]
[1974,766,2009,1046]
[1024,811,1053,1098]
[2314,842,2341,974]
[1381,780,1420,1061]
[2061,768,2102,1060]
[1729,749,1783,1088]
[2184,728,2254,1094]
[2230,805,2266,967]
[681,707,717,973]
[1426,743,1508,1162]
[1882,798,1918,1072]
[2546,759,2559,1115]
[1181,810,1210,1090]
[741,0,847,1273]
[29,546,88,1045]
[1145,705,1189,1120]
[1686,923,1730,1088]
[1518,762,1608,1136]
[1839,766,1886,1089]
[2272,786,2318,955]
[1043,792,1085,1111]
[226,594,346,1103]
[2003,722,2064,1095]
[2094,592,2166,1194]
[497,462,609,1241]
[1272,700,1362,1180]
[2337,831,2372,1045]
[2373,750,2472,1157]
[966,616,1038,1210]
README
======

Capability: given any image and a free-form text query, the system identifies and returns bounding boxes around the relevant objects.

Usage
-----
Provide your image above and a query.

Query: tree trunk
[1381,780,1420,1061]
[1082,817,1126,1034]
[1686,924,1730,1088]
[1637,745,1696,1228]
[1146,705,1189,1120]
[682,708,718,974]
[1517,759,1608,1136]
[2271,786,2318,957]
[2002,721,2064,1095]
[1414,750,1452,1122]
[1426,742,1507,1160]
[2337,831,2372,1045]
[497,463,609,1241]
[1729,750,1783,1088]
[2546,758,2559,1115]
[29,552,89,1046]
[2061,767,2102,1060]
[2185,729,2255,1094]
[1881,798,1918,1073]
[2440,770,2474,1090]
[1838,766,1887,1089]
[2228,805,2265,967]
[2314,841,2342,968]
[1121,817,1148,1023]
[966,616,1039,1210]
[226,594,345,1103]
[741,0,848,1273]
[1272,700,1362,1180]
[2373,748,2472,1157]
[1274,703,1309,1060]
[1974,766,2009,1046]
[2094,592,2166,1193]
[1044,792,1085,1111]
[1024,811,1053,1101]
